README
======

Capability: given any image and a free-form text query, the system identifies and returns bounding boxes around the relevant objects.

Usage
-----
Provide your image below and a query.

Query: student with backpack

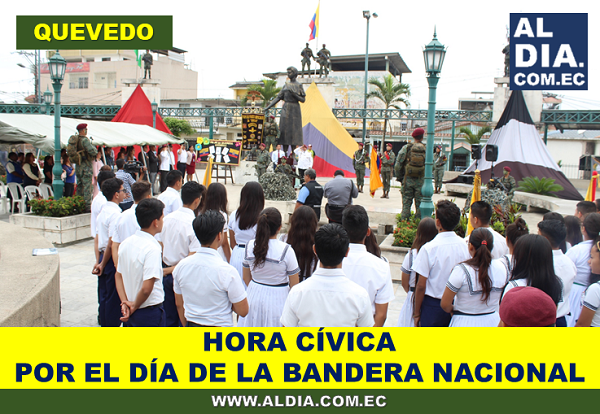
[67,123,97,212]
[395,128,426,220]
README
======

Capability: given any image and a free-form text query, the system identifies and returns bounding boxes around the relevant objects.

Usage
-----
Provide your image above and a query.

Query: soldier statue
[263,115,279,151]
[502,42,510,77]
[317,44,331,78]
[142,50,153,79]
[300,43,314,77]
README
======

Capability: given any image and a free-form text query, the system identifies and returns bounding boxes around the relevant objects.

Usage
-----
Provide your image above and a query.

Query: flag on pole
[203,155,214,187]
[466,170,482,236]
[369,147,383,197]
[308,3,319,41]
[585,171,598,201]
[135,50,142,67]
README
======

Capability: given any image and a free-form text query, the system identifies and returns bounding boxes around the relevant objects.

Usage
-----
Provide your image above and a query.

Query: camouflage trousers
[355,167,365,187]
[76,166,94,212]
[264,136,277,152]
[434,168,444,190]
[401,176,424,220]
[381,170,392,192]
[255,165,267,179]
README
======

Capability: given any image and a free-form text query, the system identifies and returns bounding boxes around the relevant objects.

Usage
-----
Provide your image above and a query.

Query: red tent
[111,84,179,163]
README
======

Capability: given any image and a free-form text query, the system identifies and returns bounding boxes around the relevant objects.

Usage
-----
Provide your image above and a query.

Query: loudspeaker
[485,145,499,162]
[457,174,474,185]
[471,144,481,160]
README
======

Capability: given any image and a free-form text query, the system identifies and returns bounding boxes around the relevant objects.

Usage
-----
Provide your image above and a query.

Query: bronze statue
[142,50,153,79]
[317,44,331,78]
[502,42,510,77]
[264,67,305,147]
[300,43,314,77]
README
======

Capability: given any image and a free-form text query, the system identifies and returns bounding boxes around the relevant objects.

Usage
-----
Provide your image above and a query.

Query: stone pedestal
[234,161,259,186]
[298,77,336,108]
[493,77,543,123]
[121,79,161,106]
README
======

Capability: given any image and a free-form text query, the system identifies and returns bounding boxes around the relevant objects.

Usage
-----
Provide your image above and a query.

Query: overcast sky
[1,0,598,110]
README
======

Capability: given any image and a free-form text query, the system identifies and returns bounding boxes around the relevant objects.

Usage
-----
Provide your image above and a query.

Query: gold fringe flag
[585,171,598,202]
[369,147,383,197]
[466,169,482,236]
[203,155,214,187]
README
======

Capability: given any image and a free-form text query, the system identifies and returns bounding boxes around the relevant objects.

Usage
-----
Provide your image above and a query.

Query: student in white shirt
[159,145,171,192]
[111,181,152,268]
[201,183,231,262]
[157,170,184,216]
[294,145,313,183]
[229,182,265,282]
[90,170,114,241]
[116,198,166,327]
[412,200,471,327]
[271,144,285,169]
[92,178,126,327]
[576,238,600,327]
[538,219,577,327]
[157,181,206,327]
[174,210,249,327]
[502,217,530,273]
[466,201,509,259]
[566,213,600,326]
[177,144,188,175]
[441,228,510,327]
[239,208,300,327]
[503,234,563,311]
[281,224,374,327]
[397,217,438,327]
[341,205,395,327]
[575,201,597,221]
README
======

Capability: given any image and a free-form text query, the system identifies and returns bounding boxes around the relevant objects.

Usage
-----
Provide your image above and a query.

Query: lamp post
[48,51,67,199]
[420,28,447,219]
[361,10,377,147]
[42,86,53,114]
[152,99,158,128]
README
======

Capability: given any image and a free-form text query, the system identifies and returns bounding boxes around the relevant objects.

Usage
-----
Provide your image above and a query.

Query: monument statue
[300,43,315,77]
[142,50,153,79]
[264,67,305,147]
[317,44,331,78]
[502,42,510,77]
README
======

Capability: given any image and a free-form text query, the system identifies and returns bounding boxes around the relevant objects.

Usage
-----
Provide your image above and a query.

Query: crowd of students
[90,168,600,327]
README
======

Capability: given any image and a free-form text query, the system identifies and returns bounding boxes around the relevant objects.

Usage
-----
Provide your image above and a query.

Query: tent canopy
[0,114,183,154]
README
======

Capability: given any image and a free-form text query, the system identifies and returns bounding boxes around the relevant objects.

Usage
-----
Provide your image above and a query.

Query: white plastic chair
[0,182,9,214]
[24,185,41,201]
[39,183,54,199]
[7,183,26,214]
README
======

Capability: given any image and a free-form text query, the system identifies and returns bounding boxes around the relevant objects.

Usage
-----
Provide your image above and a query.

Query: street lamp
[42,86,53,114]
[152,99,158,128]
[420,28,447,219]
[48,51,67,200]
[361,10,377,147]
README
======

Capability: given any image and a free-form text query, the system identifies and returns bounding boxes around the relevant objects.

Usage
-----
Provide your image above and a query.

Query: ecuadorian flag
[308,4,319,41]
[301,83,367,179]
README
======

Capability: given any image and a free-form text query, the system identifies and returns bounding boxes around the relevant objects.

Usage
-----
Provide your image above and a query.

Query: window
[401,122,407,132]
[101,57,110,62]
[69,74,88,89]
[94,72,116,89]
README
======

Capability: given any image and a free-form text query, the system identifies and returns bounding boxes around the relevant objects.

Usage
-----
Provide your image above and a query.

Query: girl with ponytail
[238,207,300,327]
[441,228,511,327]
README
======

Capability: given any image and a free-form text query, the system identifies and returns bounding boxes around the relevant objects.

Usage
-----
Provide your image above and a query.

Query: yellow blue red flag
[308,3,319,41]
[369,148,383,197]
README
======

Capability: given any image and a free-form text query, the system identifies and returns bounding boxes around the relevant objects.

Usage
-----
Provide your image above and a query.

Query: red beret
[499,286,557,327]
[76,123,88,131]
[358,142,364,146]
[412,128,425,138]
[504,166,511,172]
[269,115,275,119]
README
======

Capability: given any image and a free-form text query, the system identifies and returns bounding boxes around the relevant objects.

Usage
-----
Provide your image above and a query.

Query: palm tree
[241,79,282,108]
[459,125,492,145]
[366,74,410,150]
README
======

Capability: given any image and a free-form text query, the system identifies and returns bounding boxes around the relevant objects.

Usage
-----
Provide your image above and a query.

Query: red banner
[40,62,90,74]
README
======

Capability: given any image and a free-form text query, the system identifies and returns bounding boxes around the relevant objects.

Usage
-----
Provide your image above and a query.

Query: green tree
[164,117,195,137]
[459,125,492,145]
[516,176,564,197]
[366,74,410,150]
[241,79,282,108]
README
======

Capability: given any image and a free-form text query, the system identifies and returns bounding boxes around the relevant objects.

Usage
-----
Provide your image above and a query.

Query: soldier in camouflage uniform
[380,143,395,198]
[263,115,279,151]
[73,123,98,212]
[433,145,447,194]
[254,143,271,179]
[275,156,296,187]
[353,142,368,193]
[395,128,426,220]
[500,166,517,197]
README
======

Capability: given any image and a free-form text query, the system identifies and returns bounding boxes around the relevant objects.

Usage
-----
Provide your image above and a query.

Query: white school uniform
[342,243,395,316]
[157,207,200,266]
[157,187,183,217]
[217,211,229,261]
[91,193,107,238]
[117,230,164,308]
[112,204,140,244]
[398,248,417,327]
[465,227,509,259]
[280,268,374,327]
[552,249,577,319]
[238,239,300,327]
[173,247,247,327]
[96,201,122,252]
[565,240,593,326]
[446,260,510,327]
[582,282,600,327]
[228,210,257,282]
[503,277,564,315]
[412,231,471,299]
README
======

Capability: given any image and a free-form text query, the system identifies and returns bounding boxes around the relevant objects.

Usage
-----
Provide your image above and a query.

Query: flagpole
[315,1,320,78]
